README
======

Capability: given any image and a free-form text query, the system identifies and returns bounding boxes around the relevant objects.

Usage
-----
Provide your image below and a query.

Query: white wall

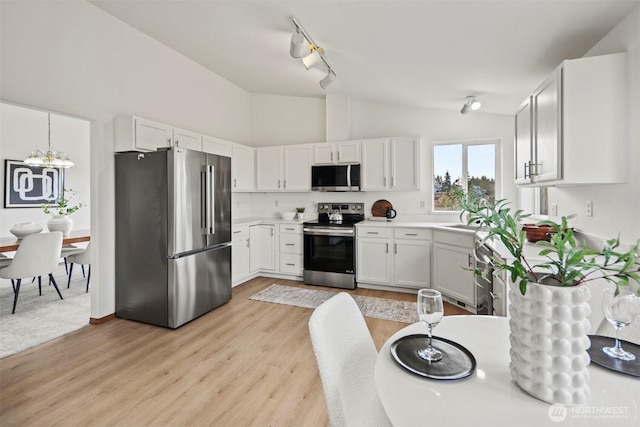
[250,94,325,146]
[0,103,91,237]
[546,6,639,244]
[0,1,251,319]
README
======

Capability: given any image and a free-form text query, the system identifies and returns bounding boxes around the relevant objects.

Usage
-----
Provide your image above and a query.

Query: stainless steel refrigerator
[115,147,231,328]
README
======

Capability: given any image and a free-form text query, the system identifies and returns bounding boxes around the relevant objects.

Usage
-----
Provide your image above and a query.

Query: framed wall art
[3,159,64,208]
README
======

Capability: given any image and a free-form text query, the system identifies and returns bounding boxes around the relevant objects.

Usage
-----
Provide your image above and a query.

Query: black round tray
[587,335,640,377]
[390,334,476,380]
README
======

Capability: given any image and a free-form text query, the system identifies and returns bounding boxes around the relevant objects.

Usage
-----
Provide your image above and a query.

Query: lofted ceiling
[89,0,639,115]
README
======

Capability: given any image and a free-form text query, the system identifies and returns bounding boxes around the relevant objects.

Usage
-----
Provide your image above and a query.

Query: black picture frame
[3,159,64,208]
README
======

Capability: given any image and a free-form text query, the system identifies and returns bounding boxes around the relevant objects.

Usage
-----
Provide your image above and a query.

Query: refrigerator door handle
[206,164,215,235]
[201,169,207,232]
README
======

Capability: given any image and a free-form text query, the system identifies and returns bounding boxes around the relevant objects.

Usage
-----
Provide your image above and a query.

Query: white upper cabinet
[361,138,390,190]
[231,143,254,192]
[362,137,420,191]
[172,127,201,151]
[514,98,533,184]
[283,145,312,192]
[313,141,361,164]
[256,145,311,192]
[515,52,627,185]
[114,116,172,152]
[202,135,233,157]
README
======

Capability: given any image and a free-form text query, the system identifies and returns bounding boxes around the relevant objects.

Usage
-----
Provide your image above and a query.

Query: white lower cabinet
[357,226,430,290]
[278,223,303,276]
[432,230,475,306]
[250,224,276,272]
[231,225,250,286]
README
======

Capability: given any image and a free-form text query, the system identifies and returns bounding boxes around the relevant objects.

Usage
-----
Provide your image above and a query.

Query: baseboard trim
[90,313,116,325]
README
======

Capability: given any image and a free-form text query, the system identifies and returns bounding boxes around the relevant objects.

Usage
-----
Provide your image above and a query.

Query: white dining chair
[308,292,391,427]
[66,242,91,292]
[0,232,64,314]
[61,244,85,275]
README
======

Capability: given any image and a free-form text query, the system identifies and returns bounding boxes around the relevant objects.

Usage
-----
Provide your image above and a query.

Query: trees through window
[433,140,497,211]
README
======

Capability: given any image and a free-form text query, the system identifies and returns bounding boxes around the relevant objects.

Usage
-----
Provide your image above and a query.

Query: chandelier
[24,112,74,168]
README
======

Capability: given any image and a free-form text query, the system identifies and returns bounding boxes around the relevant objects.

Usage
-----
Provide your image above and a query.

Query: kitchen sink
[442,223,478,231]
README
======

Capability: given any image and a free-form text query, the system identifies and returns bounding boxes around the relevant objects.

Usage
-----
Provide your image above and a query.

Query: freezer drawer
[168,245,231,328]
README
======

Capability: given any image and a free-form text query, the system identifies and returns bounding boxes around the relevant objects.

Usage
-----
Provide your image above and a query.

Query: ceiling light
[24,113,75,169]
[290,17,336,89]
[460,96,481,114]
[302,47,323,70]
[320,70,336,89]
[290,28,305,58]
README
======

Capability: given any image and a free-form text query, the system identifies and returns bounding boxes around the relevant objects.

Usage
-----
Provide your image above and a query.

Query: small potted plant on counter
[461,197,639,406]
[296,207,305,221]
[42,188,84,236]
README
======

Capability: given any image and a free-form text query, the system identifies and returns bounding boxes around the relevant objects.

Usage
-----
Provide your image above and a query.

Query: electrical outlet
[420,200,425,208]
[550,203,558,217]
[586,200,593,217]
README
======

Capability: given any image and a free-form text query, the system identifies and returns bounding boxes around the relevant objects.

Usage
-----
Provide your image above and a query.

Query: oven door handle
[304,227,354,236]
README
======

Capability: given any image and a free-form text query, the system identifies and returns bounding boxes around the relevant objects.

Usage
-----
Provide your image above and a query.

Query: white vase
[296,212,304,221]
[508,280,591,405]
[47,215,73,236]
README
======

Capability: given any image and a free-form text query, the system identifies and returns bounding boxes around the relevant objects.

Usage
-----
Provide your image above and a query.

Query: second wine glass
[601,287,639,361]
[417,289,444,362]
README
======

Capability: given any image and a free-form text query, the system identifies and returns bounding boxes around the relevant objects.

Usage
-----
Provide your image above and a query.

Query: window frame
[431,138,501,213]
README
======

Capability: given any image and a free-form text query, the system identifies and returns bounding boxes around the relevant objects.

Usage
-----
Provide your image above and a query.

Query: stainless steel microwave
[311,164,361,192]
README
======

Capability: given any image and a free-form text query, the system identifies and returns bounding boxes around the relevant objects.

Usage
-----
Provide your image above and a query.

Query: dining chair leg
[67,263,74,288]
[82,264,86,278]
[12,279,22,314]
[49,273,63,300]
[38,276,42,296]
[86,265,91,293]
[64,257,69,274]
[11,279,16,294]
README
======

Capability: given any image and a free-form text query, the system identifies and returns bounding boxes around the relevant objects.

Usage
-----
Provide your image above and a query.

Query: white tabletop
[375,316,639,427]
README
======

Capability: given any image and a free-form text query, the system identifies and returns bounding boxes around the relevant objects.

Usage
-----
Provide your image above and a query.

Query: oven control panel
[317,203,364,214]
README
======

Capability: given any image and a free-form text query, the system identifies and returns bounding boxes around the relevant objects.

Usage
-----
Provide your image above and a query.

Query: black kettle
[386,207,397,219]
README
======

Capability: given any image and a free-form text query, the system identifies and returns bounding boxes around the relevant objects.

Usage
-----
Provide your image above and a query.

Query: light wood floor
[0,277,468,426]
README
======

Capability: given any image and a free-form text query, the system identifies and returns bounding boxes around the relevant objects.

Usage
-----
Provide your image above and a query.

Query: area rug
[249,284,419,323]
[0,270,90,359]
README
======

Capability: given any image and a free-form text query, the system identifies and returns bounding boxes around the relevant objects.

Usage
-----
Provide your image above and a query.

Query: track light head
[302,47,323,70]
[290,28,305,58]
[320,70,336,89]
[461,96,481,114]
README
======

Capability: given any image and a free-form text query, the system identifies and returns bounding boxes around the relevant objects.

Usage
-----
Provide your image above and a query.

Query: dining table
[375,315,639,427]
[0,229,91,253]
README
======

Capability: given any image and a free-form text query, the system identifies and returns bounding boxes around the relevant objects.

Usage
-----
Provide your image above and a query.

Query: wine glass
[416,289,444,362]
[601,287,640,361]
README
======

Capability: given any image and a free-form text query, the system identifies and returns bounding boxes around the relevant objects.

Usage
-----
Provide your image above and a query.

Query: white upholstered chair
[0,232,64,314]
[66,242,91,292]
[308,292,391,427]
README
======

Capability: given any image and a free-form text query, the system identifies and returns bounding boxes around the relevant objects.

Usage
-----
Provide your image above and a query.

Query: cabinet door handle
[284,180,287,189]
[468,253,473,267]
[394,243,397,254]
[405,233,418,236]
[175,139,179,146]
[233,230,242,234]
[331,152,334,162]
[490,291,501,300]
[167,138,171,144]
[367,231,379,235]
[337,151,340,161]
[286,263,295,266]
[278,180,281,189]
[233,178,237,188]
[285,243,295,246]
[285,228,294,231]
[383,176,386,187]
[385,243,389,253]
[246,239,250,247]
[271,228,274,237]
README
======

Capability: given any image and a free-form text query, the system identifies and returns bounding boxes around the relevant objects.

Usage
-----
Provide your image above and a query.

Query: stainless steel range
[303,203,364,290]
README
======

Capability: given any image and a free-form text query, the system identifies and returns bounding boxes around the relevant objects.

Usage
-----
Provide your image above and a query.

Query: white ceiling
[89,0,639,115]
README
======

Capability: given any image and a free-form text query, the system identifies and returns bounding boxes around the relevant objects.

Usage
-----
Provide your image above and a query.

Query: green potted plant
[296,207,305,221]
[461,197,639,405]
[42,188,84,236]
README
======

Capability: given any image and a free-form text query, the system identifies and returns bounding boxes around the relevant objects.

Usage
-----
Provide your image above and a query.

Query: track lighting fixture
[290,17,336,89]
[289,28,305,58]
[460,96,481,114]
[320,69,336,89]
